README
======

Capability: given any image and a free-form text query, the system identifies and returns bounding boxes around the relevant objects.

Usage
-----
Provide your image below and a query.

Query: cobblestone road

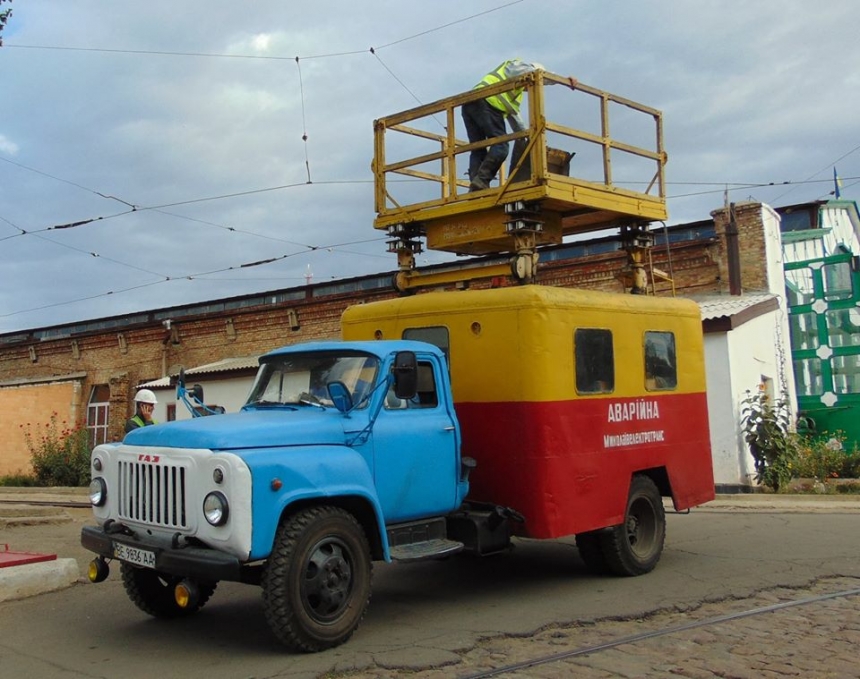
[336,576,860,679]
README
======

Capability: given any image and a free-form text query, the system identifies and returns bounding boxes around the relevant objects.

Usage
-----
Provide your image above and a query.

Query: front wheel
[262,506,373,652]
[120,564,216,618]
[601,475,666,576]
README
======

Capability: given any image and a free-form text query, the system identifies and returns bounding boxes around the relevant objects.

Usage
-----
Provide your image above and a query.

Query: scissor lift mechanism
[373,71,670,292]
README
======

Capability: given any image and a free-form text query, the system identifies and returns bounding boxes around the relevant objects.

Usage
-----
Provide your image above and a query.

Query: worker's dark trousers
[462,99,508,182]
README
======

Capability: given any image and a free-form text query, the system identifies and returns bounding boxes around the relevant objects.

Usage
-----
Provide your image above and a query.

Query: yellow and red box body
[342,285,714,540]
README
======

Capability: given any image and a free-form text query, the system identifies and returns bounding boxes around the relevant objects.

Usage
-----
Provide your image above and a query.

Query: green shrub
[21,413,91,487]
[0,472,39,486]
[840,447,860,479]
[792,432,860,481]
[740,389,796,491]
[793,433,847,481]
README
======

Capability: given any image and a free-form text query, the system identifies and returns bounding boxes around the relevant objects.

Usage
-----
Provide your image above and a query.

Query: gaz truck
[81,284,714,652]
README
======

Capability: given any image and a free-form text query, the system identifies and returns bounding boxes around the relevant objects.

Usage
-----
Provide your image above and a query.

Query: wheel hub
[302,540,353,621]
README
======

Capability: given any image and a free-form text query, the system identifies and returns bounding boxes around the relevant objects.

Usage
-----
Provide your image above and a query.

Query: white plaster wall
[703,333,750,485]
[146,376,255,422]
[783,238,825,264]
[175,376,256,420]
[707,310,794,486]
[760,204,798,416]
[820,205,860,253]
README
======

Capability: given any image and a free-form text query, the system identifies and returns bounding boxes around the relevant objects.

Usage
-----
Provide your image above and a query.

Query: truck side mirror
[392,351,417,400]
[191,384,204,403]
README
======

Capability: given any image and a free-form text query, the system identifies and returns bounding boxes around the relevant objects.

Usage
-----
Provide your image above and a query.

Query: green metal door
[786,252,860,447]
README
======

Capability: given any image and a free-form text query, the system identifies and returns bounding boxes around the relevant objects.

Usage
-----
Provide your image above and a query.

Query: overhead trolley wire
[0,232,390,319]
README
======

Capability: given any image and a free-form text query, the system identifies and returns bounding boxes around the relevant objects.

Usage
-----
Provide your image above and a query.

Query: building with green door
[782,200,860,448]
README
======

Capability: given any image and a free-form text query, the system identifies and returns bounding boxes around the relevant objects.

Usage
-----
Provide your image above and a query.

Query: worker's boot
[469,175,491,192]
[469,159,499,192]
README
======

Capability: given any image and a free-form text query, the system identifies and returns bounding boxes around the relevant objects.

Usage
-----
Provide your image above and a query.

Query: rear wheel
[601,475,665,576]
[262,506,372,652]
[120,564,216,618]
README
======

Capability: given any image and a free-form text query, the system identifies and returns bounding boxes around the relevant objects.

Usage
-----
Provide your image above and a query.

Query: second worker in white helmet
[125,388,158,434]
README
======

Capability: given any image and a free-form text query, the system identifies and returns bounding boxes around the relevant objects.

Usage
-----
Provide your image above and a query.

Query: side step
[390,538,464,563]
[387,517,464,562]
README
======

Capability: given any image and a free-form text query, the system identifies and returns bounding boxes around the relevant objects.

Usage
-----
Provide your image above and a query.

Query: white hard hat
[134,388,158,405]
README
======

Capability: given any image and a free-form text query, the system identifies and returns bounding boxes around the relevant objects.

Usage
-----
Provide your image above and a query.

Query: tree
[0,0,13,48]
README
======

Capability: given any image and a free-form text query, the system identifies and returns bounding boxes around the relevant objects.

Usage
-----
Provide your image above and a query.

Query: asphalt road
[1,499,859,678]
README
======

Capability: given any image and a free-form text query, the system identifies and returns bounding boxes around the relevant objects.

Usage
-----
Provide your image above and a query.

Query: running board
[389,538,464,563]
[387,517,464,562]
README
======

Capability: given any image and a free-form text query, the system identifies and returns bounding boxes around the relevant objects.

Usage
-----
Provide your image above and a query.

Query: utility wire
[0,279,167,318]
[0,180,356,240]
[370,47,421,104]
[0,157,136,208]
[669,176,858,200]
[770,142,860,204]
[0,234,392,318]
[295,57,312,183]
[374,0,525,50]
[5,1,527,61]
[28,233,171,278]
[1,165,389,284]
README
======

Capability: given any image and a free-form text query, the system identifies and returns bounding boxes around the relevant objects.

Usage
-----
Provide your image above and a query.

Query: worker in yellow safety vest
[462,59,576,191]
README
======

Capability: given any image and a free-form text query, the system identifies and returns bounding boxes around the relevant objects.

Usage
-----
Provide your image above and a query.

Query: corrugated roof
[138,356,259,389]
[184,356,260,375]
[695,293,776,321]
[694,293,781,332]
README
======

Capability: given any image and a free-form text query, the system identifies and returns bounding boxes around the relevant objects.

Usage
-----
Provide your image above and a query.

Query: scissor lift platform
[372,71,668,288]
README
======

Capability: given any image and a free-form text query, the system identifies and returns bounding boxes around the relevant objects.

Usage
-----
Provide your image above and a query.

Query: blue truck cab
[81,340,486,652]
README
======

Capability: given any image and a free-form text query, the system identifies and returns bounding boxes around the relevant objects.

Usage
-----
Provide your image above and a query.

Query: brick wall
[0,380,80,476]
[711,202,770,293]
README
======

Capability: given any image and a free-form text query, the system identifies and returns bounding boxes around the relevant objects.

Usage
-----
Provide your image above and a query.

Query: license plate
[113,542,156,569]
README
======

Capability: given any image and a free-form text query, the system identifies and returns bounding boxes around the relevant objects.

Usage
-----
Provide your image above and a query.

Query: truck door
[371,357,459,522]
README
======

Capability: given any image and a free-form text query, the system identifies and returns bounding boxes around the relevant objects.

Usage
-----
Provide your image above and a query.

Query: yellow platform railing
[372,70,668,254]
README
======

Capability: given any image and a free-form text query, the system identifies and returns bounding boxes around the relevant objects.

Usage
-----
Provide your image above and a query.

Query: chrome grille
[117,460,188,528]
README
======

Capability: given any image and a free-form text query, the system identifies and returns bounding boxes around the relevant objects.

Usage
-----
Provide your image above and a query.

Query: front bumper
[81,524,243,582]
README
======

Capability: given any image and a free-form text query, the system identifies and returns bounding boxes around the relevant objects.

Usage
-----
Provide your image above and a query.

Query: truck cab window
[644,331,677,390]
[575,328,614,393]
[246,352,379,408]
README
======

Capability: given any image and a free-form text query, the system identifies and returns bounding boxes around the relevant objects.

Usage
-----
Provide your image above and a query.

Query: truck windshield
[244,352,379,409]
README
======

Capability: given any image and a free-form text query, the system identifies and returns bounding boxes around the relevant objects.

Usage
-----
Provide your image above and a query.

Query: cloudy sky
[1,0,858,334]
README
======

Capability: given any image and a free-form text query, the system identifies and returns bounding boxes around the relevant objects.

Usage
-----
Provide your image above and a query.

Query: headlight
[203,491,229,526]
[89,477,107,507]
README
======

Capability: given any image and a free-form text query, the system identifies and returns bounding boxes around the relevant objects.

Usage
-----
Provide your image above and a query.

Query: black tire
[262,506,373,652]
[575,531,610,575]
[120,563,217,618]
[601,475,666,576]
